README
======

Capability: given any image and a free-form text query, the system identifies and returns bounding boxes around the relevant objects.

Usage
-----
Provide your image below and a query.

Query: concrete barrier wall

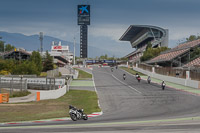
[0,77,65,86]
[133,67,200,89]
[38,85,67,100]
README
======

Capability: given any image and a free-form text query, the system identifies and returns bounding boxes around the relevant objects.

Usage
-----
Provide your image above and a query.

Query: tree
[13,61,39,75]
[140,47,169,62]
[186,35,200,42]
[186,35,197,42]
[43,51,54,72]
[30,51,43,73]
[99,54,108,60]
[190,47,200,61]
[5,44,15,52]
[146,41,152,50]
[0,41,5,52]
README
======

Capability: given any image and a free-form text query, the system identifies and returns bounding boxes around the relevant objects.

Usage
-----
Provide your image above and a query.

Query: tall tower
[77,5,90,58]
[39,32,43,53]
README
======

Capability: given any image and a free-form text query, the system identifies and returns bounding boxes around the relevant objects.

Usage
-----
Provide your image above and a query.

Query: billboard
[78,5,90,25]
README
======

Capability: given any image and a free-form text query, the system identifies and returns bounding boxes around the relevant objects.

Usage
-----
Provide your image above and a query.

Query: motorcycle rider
[161,80,166,90]
[123,73,126,80]
[136,73,139,79]
[69,105,88,121]
[147,76,151,84]
[137,75,141,82]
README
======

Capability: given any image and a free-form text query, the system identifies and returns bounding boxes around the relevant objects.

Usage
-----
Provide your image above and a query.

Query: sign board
[53,46,62,50]
[78,5,90,25]
[52,46,69,51]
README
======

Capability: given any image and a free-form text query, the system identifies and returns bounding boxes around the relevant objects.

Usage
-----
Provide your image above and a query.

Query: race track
[1,67,200,133]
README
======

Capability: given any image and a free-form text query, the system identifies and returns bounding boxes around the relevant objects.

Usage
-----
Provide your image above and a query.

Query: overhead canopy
[147,39,200,64]
[119,25,168,48]
[184,56,200,67]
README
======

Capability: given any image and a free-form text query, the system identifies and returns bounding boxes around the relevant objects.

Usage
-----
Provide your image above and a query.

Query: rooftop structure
[40,41,73,67]
[1,48,31,60]
[147,39,200,67]
[184,56,200,68]
[120,25,168,63]
[120,25,168,49]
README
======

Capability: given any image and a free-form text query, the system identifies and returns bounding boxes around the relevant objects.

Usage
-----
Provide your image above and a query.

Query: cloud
[168,26,200,41]
[89,24,128,42]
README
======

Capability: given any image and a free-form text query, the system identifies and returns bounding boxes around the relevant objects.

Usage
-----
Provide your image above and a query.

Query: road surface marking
[112,74,142,94]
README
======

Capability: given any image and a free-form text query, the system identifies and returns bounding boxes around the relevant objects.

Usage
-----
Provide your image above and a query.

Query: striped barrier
[0,93,9,103]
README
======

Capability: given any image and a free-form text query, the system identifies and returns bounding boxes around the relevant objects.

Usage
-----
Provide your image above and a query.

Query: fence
[0,76,66,91]
[190,70,200,81]
[138,64,152,72]
[154,67,186,79]
[47,68,59,77]
[137,63,200,81]
[0,78,27,94]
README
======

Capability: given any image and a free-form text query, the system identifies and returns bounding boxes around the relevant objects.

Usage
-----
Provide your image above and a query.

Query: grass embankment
[74,68,92,79]
[0,90,100,123]
[120,66,146,76]
[0,89,31,98]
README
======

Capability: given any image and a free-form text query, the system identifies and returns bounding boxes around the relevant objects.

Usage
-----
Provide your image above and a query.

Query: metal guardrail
[0,77,66,90]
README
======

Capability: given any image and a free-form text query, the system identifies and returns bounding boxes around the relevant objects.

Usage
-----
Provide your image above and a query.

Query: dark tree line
[0,51,54,75]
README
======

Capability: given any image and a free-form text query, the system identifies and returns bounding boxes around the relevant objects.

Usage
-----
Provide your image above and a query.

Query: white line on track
[111,74,142,95]
[92,72,103,114]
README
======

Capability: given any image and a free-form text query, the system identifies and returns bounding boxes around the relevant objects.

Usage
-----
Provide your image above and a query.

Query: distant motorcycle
[123,74,126,80]
[137,76,141,82]
[162,81,166,90]
[69,105,88,121]
[111,68,114,72]
[147,76,151,84]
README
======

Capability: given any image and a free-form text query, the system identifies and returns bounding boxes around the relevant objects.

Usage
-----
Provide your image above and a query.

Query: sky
[0,0,200,57]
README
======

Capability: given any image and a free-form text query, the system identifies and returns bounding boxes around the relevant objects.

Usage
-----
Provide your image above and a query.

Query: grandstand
[184,56,200,68]
[147,39,200,67]
[120,25,168,63]
[1,48,31,60]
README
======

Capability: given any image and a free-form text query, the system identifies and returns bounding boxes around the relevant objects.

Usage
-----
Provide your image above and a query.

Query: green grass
[74,68,92,79]
[0,89,31,98]
[10,91,31,98]
[120,66,146,76]
[0,90,100,123]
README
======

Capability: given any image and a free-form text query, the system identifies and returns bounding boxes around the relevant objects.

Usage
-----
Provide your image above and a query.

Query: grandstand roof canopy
[184,56,200,67]
[119,25,167,48]
[147,39,200,64]
[1,49,31,60]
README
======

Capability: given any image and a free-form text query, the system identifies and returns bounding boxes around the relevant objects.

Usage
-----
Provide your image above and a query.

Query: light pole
[73,36,76,65]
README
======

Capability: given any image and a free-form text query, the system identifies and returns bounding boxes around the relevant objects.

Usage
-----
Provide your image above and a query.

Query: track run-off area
[1,66,200,133]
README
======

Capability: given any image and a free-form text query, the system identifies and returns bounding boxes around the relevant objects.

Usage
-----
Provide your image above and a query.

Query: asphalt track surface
[1,67,200,132]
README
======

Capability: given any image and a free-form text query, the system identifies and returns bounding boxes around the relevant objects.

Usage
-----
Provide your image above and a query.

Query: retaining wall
[133,67,200,89]
[37,85,67,100]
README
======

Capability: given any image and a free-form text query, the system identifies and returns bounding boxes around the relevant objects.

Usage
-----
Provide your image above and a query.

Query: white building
[51,41,73,64]
[38,41,73,67]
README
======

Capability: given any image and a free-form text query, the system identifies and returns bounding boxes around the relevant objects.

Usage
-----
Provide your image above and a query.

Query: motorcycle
[123,74,126,80]
[162,81,166,90]
[147,76,151,84]
[137,76,141,82]
[69,105,88,121]
[111,68,114,72]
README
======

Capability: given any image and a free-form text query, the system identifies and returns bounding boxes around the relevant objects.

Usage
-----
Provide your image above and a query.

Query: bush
[0,70,10,75]
[40,72,47,77]
[10,91,31,98]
